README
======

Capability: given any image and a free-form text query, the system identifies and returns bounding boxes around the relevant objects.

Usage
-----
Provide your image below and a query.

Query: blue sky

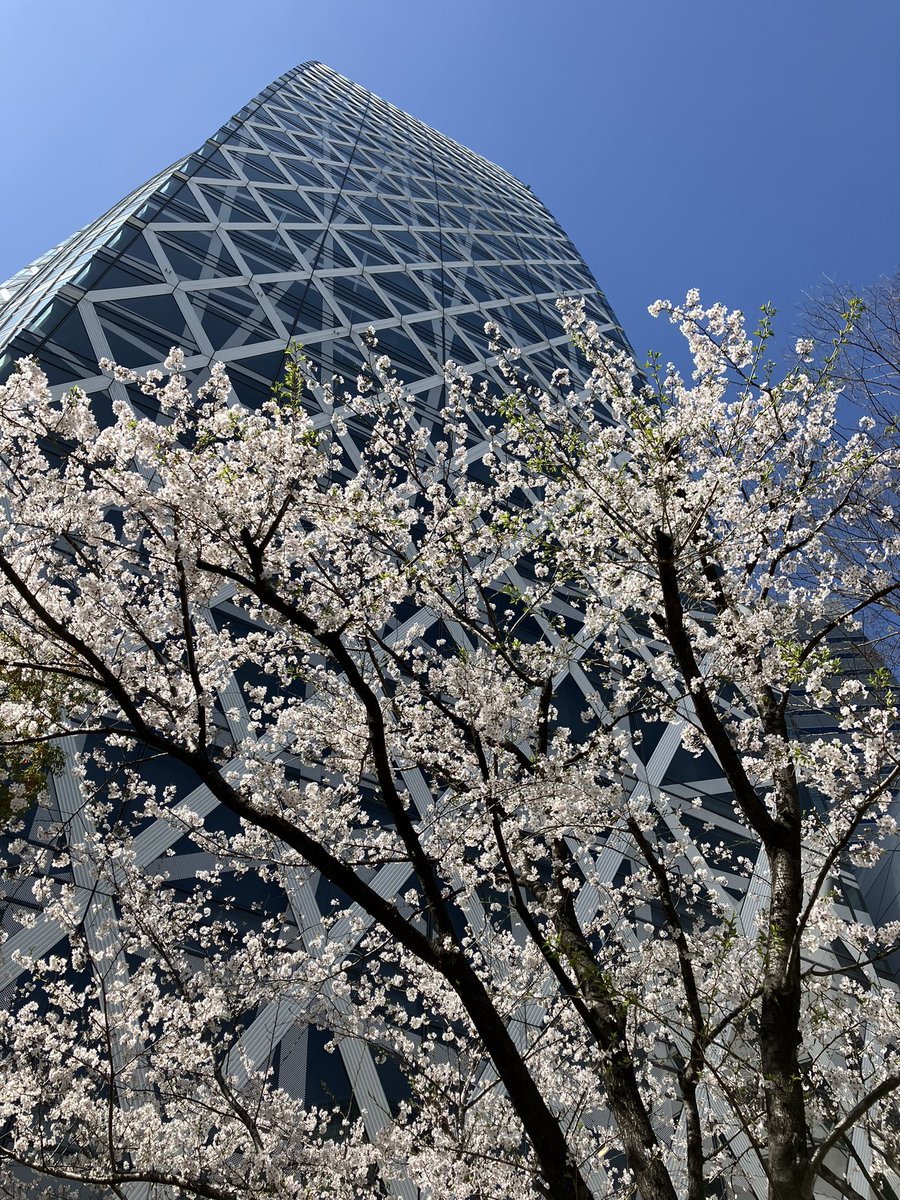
[2,0,898,364]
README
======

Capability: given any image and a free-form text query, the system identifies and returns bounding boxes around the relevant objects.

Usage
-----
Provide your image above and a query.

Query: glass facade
[0,62,626,410]
[0,63,634,1193]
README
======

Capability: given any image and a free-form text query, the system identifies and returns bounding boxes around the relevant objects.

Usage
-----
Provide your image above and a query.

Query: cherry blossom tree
[0,294,897,1200]
[800,271,900,431]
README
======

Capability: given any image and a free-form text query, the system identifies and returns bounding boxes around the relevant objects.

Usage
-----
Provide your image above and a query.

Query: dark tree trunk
[761,839,810,1200]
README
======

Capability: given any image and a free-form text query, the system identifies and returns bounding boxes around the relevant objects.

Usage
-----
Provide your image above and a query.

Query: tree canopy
[0,294,897,1200]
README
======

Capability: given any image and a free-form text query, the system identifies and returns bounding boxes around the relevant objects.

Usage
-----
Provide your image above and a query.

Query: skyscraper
[0,61,626,421]
[0,59,630,1194]
[0,62,894,1200]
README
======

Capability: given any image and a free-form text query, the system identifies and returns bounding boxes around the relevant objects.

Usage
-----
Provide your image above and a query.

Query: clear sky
[2,0,898,364]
